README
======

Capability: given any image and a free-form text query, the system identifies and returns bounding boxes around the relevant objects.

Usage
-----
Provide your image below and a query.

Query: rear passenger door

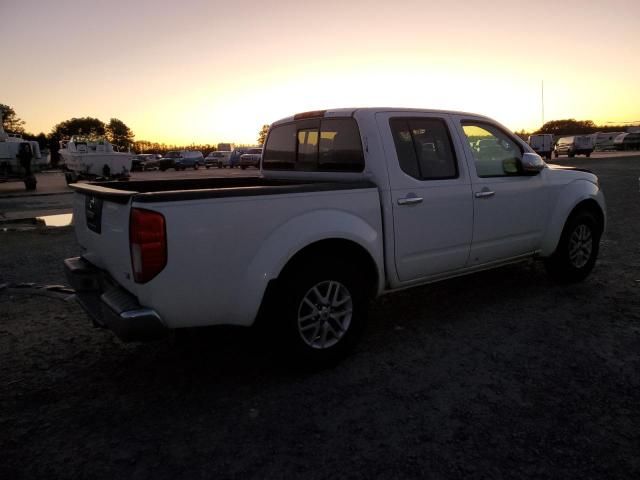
[376,112,474,282]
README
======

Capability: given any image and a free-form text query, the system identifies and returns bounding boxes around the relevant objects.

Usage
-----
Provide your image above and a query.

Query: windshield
[164,151,180,158]
[247,148,263,155]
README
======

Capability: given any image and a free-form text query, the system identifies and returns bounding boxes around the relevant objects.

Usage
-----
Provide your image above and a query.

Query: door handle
[397,196,423,205]
[474,190,495,199]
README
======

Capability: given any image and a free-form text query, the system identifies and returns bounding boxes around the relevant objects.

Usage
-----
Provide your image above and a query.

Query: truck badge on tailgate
[85,195,103,234]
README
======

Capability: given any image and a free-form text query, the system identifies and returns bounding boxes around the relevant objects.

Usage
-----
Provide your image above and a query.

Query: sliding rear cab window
[263,117,364,172]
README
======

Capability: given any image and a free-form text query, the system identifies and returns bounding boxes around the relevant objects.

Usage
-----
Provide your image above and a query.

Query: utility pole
[541,80,545,127]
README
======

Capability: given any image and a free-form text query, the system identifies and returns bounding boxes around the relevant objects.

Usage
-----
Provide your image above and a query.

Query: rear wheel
[545,210,601,283]
[275,258,370,367]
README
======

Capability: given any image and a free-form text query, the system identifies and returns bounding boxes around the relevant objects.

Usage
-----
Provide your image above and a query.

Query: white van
[554,136,594,158]
[528,134,554,160]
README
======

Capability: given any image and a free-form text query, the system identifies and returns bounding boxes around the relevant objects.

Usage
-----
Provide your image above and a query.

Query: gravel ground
[1,156,639,479]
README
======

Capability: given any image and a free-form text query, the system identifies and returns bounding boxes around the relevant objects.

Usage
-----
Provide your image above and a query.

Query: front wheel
[275,259,370,367]
[545,210,601,283]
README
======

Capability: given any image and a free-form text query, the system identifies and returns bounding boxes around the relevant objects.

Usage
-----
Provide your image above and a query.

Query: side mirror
[521,152,545,174]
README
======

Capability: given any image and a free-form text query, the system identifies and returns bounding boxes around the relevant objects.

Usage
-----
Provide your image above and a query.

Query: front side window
[389,117,458,180]
[461,122,523,177]
[263,118,364,172]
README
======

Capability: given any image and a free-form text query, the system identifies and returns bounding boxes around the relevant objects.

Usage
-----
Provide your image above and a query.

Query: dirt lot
[1,156,639,479]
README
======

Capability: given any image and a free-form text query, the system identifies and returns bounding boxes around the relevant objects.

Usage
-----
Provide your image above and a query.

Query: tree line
[1,103,270,166]
[515,119,635,140]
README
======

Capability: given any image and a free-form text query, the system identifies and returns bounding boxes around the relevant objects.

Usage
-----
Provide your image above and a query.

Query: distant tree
[513,129,531,141]
[0,103,26,134]
[257,124,270,145]
[22,131,48,150]
[536,119,597,136]
[106,118,135,151]
[51,117,106,139]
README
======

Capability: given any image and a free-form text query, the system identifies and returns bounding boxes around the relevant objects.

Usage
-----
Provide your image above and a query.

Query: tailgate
[70,183,137,292]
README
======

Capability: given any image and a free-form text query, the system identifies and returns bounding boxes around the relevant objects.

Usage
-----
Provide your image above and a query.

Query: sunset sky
[2,0,639,145]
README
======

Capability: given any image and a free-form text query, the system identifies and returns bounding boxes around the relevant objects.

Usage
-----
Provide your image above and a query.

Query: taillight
[130,208,167,283]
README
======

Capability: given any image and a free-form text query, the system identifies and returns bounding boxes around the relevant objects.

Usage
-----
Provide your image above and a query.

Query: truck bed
[69,177,376,203]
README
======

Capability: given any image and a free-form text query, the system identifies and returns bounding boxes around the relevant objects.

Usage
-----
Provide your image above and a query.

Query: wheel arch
[245,208,384,327]
[255,237,381,330]
[571,198,605,233]
[278,238,380,297]
[540,184,606,257]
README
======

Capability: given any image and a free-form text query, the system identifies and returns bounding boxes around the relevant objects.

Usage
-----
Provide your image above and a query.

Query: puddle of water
[36,213,74,227]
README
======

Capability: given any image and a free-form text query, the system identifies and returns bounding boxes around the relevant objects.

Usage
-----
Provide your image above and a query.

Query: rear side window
[389,118,458,180]
[263,118,364,172]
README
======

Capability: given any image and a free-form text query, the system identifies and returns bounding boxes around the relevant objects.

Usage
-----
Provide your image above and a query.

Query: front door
[453,117,549,265]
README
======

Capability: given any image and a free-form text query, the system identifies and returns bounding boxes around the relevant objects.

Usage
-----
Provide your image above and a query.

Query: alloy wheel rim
[297,280,353,349]
[568,224,593,269]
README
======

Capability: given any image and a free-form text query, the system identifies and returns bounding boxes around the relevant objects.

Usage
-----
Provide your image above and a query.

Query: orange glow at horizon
[2,0,638,146]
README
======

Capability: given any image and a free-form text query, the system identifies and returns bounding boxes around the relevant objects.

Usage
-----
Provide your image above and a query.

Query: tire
[545,210,601,283]
[194,164,199,170]
[586,152,591,158]
[274,257,370,368]
[241,166,246,170]
[554,151,559,158]
[569,151,575,158]
[218,162,223,168]
[24,176,37,191]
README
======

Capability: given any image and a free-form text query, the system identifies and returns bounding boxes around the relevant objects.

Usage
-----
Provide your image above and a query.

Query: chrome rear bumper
[64,256,167,341]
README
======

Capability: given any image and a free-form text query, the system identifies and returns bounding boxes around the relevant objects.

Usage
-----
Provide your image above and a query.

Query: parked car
[554,136,594,158]
[131,154,159,171]
[205,151,233,168]
[228,148,247,168]
[239,148,263,169]
[528,134,554,160]
[158,151,204,171]
[65,107,606,367]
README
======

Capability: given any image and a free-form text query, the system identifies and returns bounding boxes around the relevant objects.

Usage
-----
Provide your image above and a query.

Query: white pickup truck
[65,108,606,365]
